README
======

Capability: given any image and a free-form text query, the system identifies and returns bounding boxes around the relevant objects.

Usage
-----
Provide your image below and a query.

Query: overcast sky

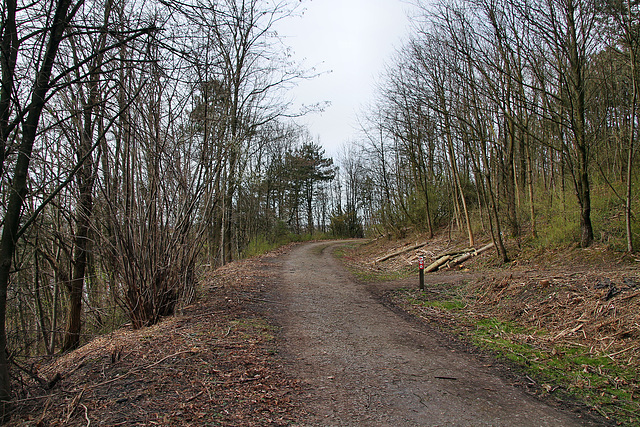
[277,0,416,156]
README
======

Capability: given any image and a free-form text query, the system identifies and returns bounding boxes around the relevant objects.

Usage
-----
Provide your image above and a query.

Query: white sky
[277,0,415,157]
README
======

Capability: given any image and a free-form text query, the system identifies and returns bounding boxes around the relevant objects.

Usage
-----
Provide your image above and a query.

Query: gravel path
[275,241,600,426]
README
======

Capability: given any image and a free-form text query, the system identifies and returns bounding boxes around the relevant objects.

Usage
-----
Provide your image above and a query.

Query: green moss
[418,299,466,311]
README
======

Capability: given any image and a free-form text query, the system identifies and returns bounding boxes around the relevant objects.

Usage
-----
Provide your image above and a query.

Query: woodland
[0,0,638,422]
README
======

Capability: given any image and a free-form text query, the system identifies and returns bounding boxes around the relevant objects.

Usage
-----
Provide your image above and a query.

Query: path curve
[275,241,599,426]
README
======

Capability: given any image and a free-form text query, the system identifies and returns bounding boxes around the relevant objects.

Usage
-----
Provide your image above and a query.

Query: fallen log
[446,242,495,269]
[427,242,495,272]
[442,248,476,257]
[425,255,452,272]
[375,242,427,263]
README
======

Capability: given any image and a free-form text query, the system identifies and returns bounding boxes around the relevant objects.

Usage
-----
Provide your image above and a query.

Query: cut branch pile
[469,273,640,361]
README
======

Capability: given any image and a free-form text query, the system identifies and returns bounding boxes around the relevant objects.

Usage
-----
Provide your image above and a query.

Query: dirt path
[274,241,599,426]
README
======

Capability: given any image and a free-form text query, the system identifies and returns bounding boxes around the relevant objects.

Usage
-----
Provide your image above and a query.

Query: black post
[418,256,424,290]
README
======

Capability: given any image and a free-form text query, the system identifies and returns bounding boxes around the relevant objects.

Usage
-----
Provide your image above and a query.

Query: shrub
[330,210,364,238]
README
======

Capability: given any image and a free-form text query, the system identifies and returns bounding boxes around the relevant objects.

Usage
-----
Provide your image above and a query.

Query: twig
[9,393,61,404]
[91,350,197,388]
[144,350,196,370]
[617,290,640,302]
[606,345,638,359]
[65,389,84,423]
[35,398,51,425]
[552,323,583,341]
[186,390,205,402]
[230,376,261,384]
[9,358,59,389]
[592,405,610,420]
[81,403,90,427]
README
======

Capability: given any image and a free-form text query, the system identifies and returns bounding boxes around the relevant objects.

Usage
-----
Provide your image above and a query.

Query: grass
[526,180,640,252]
[243,234,278,258]
[421,299,467,311]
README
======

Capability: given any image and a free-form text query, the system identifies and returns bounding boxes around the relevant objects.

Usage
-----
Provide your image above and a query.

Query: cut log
[448,252,474,267]
[425,255,452,272]
[427,243,495,272]
[375,242,427,263]
[443,248,475,257]
[473,242,495,255]
[447,243,495,268]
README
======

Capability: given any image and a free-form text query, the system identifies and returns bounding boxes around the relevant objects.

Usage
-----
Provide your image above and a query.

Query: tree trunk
[566,0,593,247]
[33,249,51,355]
[445,115,474,247]
[62,25,107,349]
[0,0,17,179]
[525,138,537,238]
[481,142,509,263]
[625,28,637,253]
[505,116,519,237]
[306,182,314,235]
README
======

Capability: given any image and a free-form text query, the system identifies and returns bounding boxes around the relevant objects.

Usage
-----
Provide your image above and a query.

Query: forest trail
[273,241,598,426]
[12,241,616,425]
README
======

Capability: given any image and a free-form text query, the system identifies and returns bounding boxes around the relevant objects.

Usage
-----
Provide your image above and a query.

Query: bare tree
[0,0,85,414]
[0,0,156,412]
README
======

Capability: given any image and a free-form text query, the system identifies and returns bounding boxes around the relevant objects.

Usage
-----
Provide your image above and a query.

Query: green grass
[422,299,466,311]
[242,234,278,258]
[409,287,470,311]
[526,180,640,251]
